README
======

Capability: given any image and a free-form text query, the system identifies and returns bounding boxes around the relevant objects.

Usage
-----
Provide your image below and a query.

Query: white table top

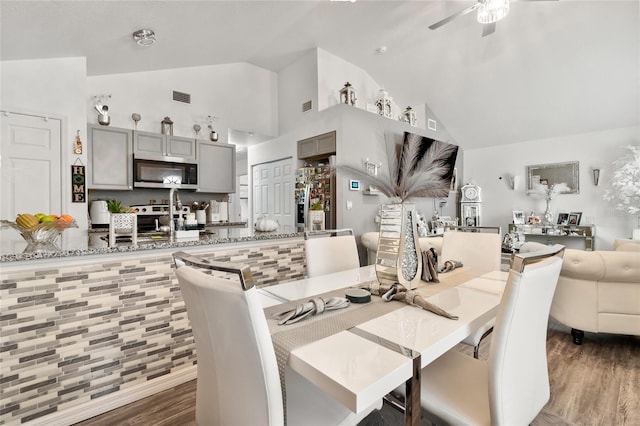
[260,265,507,415]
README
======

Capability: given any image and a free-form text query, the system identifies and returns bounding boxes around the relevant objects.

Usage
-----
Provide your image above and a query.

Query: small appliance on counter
[207,200,229,223]
[89,200,110,228]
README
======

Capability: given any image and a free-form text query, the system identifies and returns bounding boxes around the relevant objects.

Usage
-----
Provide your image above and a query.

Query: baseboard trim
[25,366,197,426]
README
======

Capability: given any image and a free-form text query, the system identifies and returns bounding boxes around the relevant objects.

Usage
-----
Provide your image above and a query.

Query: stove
[131,204,190,232]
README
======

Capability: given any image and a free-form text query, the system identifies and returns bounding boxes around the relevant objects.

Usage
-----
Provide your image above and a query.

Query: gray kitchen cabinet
[297,131,336,159]
[134,131,196,160]
[87,124,133,190]
[197,141,236,193]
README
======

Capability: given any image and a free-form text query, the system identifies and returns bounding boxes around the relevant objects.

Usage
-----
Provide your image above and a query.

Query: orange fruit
[59,214,74,223]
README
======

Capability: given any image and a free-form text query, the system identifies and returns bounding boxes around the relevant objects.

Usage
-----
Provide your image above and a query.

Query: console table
[508,223,596,251]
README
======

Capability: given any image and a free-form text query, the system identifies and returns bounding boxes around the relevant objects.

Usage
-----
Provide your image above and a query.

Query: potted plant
[107,200,136,233]
[604,145,640,239]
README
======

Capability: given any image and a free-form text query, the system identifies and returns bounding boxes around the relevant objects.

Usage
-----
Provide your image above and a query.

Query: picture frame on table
[568,212,582,225]
[557,212,569,225]
[513,210,525,225]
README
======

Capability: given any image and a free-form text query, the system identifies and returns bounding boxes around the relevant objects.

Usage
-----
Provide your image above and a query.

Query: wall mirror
[526,161,580,194]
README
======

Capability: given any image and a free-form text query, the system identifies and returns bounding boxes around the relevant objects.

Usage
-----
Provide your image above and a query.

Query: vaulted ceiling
[1,0,638,150]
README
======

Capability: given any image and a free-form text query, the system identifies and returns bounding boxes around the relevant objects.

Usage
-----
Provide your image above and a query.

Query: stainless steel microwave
[133,155,198,189]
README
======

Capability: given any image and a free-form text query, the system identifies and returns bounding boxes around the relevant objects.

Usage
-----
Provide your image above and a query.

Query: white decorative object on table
[529,182,570,225]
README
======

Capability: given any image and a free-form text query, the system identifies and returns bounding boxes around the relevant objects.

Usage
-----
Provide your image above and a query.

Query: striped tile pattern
[0,240,305,425]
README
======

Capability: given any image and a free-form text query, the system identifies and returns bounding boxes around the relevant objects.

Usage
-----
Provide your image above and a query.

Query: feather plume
[333,132,458,203]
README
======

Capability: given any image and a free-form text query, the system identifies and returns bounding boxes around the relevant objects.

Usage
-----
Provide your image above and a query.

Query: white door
[252,158,294,232]
[0,111,62,219]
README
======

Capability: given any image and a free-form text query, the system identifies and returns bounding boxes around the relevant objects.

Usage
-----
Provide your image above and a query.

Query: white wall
[465,125,640,250]
[1,57,88,228]
[87,63,278,142]
[277,49,318,135]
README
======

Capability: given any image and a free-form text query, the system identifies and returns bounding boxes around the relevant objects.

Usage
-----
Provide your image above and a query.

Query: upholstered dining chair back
[304,229,360,277]
[173,251,380,426]
[441,230,502,271]
[173,251,284,426]
[488,245,565,424]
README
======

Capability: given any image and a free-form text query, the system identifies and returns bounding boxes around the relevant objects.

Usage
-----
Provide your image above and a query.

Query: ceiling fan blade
[482,22,496,37]
[429,3,481,30]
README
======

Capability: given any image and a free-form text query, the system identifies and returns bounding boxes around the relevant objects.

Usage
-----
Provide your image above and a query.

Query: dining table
[257,264,509,426]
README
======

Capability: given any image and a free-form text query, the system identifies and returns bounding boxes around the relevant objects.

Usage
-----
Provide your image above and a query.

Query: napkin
[439,260,463,273]
[421,248,440,283]
[272,296,350,325]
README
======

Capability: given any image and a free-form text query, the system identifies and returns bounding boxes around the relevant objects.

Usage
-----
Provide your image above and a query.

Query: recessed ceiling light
[132,29,156,47]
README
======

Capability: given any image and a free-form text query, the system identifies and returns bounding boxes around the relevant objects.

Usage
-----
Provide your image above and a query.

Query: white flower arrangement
[603,145,640,217]
[530,182,571,201]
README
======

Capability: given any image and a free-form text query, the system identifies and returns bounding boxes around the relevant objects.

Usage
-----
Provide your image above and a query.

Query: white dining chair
[396,244,565,425]
[304,229,360,278]
[440,229,502,358]
[172,251,379,426]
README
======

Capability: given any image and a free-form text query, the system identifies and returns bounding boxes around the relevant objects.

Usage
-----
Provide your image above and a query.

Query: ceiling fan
[428,0,511,37]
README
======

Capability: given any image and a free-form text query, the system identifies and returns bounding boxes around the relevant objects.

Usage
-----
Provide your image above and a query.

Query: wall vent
[302,100,312,112]
[172,90,191,104]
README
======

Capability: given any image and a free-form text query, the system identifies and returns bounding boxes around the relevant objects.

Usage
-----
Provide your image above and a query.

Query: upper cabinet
[197,141,236,193]
[134,131,196,160]
[297,131,336,159]
[87,125,133,190]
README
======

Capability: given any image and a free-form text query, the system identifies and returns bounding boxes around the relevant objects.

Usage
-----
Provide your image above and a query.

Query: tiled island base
[0,238,305,425]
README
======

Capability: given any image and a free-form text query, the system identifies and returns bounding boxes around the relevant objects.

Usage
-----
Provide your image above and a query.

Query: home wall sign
[71,162,86,203]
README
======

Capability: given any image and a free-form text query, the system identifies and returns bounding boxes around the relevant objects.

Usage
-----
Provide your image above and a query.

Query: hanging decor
[71,159,86,203]
[73,130,82,155]
[339,82,357,106]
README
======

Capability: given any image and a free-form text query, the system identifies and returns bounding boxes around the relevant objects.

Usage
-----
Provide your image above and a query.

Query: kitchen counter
[0,225,300,263]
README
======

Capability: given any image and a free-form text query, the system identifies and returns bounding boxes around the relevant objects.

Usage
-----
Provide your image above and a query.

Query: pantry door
[0,111,62,219]
[252,157,294,232]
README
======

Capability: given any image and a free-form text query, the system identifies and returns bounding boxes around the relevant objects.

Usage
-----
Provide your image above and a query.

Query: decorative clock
[460,184,482,227]
[461,184,481,203]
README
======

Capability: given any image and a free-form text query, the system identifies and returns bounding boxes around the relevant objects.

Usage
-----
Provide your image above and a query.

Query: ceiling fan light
[477,0,509,24]
[132,29,156,47]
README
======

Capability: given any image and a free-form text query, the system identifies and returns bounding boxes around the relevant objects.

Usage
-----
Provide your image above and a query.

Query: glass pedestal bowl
[1,219,78,252]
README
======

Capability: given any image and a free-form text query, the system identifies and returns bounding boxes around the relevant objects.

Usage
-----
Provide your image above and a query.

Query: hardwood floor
[74,320,640,426]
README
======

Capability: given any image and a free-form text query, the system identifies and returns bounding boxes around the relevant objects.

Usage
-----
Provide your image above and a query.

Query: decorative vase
[543,199,554,225]
[375,203,422,289]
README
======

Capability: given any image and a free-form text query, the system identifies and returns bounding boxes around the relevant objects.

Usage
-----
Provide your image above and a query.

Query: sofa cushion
[598,250,640,282]
[560,249,606,281]
[613,238,640,252]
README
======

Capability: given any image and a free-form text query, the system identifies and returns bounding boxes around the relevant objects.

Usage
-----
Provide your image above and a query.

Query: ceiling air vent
[172,90,191,104]
[302,100,312,112]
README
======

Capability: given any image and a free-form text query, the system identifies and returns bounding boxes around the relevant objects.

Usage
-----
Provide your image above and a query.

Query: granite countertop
[0,226,301,263]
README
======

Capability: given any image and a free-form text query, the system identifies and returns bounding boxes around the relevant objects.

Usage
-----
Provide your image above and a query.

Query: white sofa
[361,232,443,266]
[549,247,640,344]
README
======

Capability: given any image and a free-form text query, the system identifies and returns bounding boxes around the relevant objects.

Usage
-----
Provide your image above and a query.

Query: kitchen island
[0,227,305,425]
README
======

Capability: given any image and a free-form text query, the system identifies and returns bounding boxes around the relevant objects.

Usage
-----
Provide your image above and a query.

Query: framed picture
[568,212,582,225]
[557,212,569,225]
[513,210,525,225]
[527,215,541,225]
